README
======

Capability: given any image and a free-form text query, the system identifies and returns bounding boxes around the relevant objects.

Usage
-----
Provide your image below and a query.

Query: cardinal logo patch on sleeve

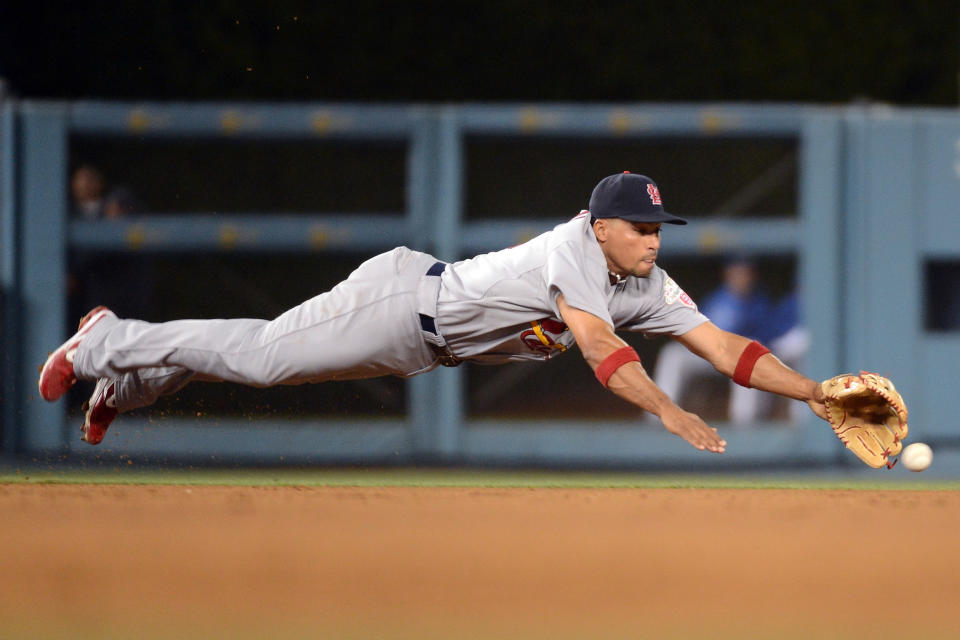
[663,276,696,309]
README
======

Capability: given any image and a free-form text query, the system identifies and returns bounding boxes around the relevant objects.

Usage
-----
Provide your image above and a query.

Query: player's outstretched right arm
[674,322,827,421]
[557,295,726,454]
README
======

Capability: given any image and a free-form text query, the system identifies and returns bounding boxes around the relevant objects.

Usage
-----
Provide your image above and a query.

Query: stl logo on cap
[647,183,662,205]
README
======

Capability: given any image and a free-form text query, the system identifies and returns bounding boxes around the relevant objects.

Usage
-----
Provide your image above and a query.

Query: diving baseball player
[39,172,832,453]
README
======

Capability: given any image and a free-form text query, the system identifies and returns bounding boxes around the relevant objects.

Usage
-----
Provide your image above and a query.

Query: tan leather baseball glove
[821,371,909,469]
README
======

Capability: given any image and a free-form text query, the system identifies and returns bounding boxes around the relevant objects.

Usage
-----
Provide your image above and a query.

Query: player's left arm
[557,295,726,453]
[676,321,827,420]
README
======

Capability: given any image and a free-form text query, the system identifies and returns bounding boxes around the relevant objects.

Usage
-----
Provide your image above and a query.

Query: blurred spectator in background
[102,185,141,219]
[757,290,810,424]
[70,164,107,219]
[68,164,151,323]
[71,165,142,220]
[654,256,792,426]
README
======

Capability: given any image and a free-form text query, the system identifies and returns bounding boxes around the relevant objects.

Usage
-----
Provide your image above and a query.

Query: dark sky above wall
[1,1,956,104]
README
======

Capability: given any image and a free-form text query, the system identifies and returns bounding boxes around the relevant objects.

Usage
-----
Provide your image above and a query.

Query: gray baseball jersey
[73,212,707,413]
[436,211,707,362]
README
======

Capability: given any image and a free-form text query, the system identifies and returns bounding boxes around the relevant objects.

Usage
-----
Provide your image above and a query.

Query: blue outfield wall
[2,101,959,471]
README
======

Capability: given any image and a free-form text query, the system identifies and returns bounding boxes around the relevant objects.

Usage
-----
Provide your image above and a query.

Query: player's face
[595,218,662,279]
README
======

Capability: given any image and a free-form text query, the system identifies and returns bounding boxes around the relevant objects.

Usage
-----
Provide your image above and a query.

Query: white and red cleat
[37,306,114,402]
[81,378,118,445]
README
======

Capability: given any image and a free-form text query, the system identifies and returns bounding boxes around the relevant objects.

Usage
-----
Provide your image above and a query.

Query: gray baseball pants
[73,247,446,413]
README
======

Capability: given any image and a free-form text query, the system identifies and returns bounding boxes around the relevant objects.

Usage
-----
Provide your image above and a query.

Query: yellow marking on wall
[127,110,151,133]
[219,225,240,249]
[609,111,632,135]
[519,108,541,133]
[697,227,732,252]
[608,110,652,135]
[310,226,329,249]
[125,225,146,250]
[700,109,741,134]
[126,110,171,132]
[312,113,333,135]
[311,112,351,135]
[221,111,243,134]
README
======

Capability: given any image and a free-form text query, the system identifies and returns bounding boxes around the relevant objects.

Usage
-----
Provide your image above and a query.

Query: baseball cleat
[37,305,114,402]
[81,378,118,445]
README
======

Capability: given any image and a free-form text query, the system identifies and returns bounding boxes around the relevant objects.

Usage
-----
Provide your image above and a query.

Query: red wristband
[733,340,771,388]
[595,346,641,388]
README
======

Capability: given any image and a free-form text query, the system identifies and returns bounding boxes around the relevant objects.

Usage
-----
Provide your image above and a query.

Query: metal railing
[2,101,857,466]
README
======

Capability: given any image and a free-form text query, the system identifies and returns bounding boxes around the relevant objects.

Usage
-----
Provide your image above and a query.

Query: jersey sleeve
[542,240,613,326]
[624,272,709,336]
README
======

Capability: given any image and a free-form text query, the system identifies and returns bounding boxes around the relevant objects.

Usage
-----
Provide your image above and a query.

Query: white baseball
[901,442,933,472]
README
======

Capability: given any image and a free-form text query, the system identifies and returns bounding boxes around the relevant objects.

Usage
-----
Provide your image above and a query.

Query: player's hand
[806,380,829,421]
[659,407,726,453]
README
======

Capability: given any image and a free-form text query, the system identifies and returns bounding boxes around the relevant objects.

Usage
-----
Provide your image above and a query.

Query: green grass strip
[2,467,960,490]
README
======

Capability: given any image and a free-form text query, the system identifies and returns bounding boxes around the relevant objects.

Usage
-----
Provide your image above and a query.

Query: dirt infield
[2,483,959,639]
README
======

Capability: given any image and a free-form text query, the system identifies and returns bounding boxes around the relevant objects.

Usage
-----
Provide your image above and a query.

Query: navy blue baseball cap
[588,172,687,225]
